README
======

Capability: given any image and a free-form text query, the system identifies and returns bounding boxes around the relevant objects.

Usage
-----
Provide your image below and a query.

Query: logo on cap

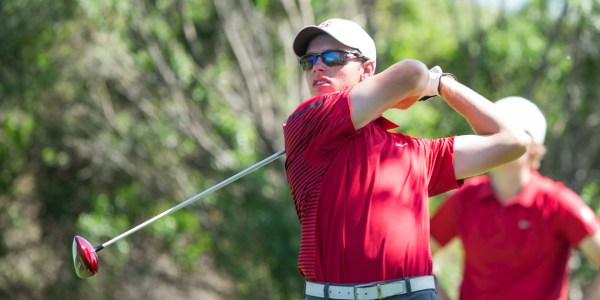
[319,20,332,28]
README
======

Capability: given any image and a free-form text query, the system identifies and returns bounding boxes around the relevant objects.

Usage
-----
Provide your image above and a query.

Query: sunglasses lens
[299,51,355,71]
[321,51,346,66]
[300,55,317,71]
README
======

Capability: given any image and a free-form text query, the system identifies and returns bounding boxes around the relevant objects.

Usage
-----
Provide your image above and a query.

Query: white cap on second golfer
[494,96,547,144]
[293,19,377,65]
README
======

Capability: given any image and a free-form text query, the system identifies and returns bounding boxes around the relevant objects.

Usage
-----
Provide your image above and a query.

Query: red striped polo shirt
[283,86,461,283]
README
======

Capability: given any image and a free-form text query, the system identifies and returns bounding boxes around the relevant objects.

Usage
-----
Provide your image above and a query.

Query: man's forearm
[438,76,508,136]
[438,75,530,178]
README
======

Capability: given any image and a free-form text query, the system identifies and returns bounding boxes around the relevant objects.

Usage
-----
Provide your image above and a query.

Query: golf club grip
[99,149,286,249]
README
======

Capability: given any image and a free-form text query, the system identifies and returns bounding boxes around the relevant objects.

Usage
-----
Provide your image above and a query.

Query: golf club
[72,149,285,278]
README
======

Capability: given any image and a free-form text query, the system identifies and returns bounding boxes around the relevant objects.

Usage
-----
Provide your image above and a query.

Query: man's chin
[312,86,335,96]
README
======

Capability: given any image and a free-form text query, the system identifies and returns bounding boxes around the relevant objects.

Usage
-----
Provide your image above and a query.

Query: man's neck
[489,167,532,203]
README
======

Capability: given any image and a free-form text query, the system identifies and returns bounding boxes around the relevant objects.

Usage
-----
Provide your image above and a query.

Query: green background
[1,0,599,299]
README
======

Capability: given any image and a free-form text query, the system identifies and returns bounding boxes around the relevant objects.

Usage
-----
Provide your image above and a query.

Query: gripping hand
[419,66,455,101]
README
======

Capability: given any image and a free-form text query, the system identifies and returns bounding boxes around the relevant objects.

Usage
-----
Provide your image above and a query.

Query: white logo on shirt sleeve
[580,207,596,224]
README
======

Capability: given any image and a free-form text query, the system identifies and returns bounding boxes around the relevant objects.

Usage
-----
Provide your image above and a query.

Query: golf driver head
[72,235,99,278]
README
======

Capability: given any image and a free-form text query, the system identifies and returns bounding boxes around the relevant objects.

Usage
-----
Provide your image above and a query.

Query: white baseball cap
[494,96,547,144]
[293,18,377,65]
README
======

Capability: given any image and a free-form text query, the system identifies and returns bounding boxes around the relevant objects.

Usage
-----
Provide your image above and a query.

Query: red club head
[72,235,99,278]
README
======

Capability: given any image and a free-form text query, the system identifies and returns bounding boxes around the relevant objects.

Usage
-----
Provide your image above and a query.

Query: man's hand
[419,66,455,101]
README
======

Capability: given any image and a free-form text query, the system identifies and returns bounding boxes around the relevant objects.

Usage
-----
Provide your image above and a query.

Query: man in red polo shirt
[284,19,530,300]
[430,96,600,300]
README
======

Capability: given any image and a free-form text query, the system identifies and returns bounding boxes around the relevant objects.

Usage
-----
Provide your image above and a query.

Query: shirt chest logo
[518,219,531,230]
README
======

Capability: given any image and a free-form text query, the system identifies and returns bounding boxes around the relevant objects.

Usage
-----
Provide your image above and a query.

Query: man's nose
[312,57,327,72]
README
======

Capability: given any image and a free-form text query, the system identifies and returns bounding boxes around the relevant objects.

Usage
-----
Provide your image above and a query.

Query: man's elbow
[388,59,429,91]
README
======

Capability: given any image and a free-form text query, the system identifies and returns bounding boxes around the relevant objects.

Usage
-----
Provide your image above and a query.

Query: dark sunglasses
[299,50,367,71]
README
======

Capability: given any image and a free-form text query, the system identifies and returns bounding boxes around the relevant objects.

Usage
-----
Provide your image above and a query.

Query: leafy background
[1,0,599,299]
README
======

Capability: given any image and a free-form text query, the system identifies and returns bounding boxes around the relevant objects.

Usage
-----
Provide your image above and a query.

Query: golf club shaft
[95,149,286,252]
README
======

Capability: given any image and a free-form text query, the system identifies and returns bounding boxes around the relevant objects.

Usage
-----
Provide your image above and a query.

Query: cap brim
[293,26,328,57]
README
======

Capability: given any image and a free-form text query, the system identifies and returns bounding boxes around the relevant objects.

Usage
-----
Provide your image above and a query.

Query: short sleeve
[425,137,463,197]
[552,185,600,247]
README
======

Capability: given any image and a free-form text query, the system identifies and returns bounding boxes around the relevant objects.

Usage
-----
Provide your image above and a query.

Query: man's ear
[360,60,376,81]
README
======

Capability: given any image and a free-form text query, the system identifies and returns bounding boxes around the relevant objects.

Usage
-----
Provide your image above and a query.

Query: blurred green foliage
[0,0,599,299]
